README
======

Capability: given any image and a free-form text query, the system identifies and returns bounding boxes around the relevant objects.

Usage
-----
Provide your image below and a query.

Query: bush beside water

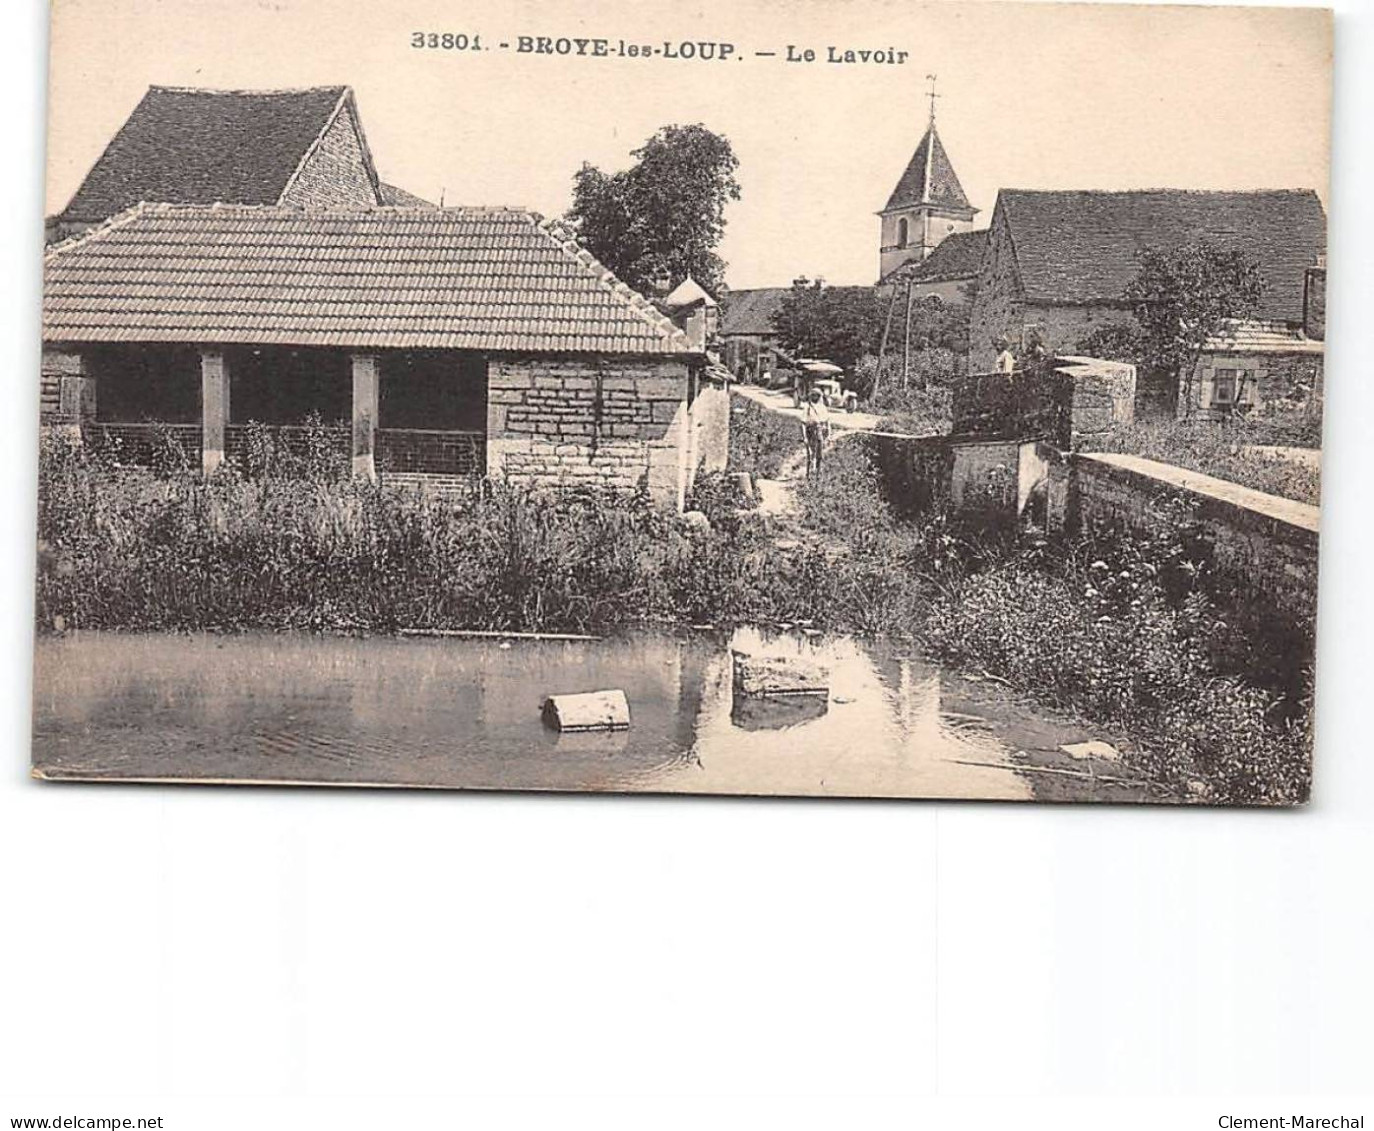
[37,429,1312,805]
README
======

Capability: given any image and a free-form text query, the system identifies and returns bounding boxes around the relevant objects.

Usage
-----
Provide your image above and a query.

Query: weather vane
[926,73,940,122]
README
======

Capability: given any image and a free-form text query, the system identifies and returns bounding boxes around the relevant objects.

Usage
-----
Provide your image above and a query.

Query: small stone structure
[541,690,631,732]
[732,651,829,698]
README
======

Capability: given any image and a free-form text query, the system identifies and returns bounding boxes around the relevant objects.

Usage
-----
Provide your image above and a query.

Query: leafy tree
[1077,321,1146,365]
[1080,242,1264,412]
[772,280,884,373]
[566,124,740,295]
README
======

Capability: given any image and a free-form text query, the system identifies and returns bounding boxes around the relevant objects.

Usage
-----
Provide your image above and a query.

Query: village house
[41,83,728,510]
[44,84,430,244]
[966,188,1327,414]
[717,287,789,379]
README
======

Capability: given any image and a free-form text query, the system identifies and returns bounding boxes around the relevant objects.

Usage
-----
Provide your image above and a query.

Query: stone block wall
[486,357,691,509]
[1062,453,1319,626]
[40,348,95,427]
[1056,356,1136,442]
[280,102,381,210]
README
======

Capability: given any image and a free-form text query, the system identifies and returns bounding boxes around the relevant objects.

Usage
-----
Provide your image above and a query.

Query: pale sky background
[45,0,1331,288]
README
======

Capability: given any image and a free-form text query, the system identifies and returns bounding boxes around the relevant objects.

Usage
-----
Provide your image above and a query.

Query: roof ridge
[1000,186,1321,197]
[147,84,349,97]
[535,216,692,350]
[43,201,151,258]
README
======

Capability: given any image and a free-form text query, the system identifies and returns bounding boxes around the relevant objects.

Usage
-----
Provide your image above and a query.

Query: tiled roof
[719,287,791,336]
[999,189,1327,323]
[1205,319,1324,355]
[43,204,693,354]
[883,123,975,215]
[379,182,435,208]
[60,86,359,223]
[879,229,987,288]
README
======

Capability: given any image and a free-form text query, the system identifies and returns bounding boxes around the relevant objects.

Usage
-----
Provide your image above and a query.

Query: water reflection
[32,628,1121,801]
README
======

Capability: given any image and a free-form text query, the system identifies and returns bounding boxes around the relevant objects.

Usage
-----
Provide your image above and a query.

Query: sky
[45,0,1331,289]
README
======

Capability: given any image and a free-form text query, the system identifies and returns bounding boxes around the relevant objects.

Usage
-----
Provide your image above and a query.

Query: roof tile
[44,204,694,355]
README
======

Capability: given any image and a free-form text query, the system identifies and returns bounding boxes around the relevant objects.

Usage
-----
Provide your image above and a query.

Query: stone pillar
[351,353,380,481]
[200,350,230,476]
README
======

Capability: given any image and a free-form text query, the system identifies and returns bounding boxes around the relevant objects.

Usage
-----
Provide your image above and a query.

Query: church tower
[877,79,978,282]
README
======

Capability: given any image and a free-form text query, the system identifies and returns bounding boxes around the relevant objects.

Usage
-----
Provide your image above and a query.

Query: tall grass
[1094,416,1320,505]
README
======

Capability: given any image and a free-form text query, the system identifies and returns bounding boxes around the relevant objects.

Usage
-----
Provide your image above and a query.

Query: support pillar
[351,354,380,482]
[200,350,229,476]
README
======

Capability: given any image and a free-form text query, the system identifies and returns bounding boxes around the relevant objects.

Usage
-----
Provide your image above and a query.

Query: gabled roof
[59,85,381,222]
[879,229,987,288]
[379,182,435,208]
[719,287,791,336]
[43,204,693,354]
[997,189,1327,323]
[663,276,717,310]
[882,122,976,216]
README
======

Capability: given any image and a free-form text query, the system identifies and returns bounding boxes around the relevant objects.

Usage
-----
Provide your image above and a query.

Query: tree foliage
[1083,242,1265,406]
[771,280,883,372]
[565,124,741,295]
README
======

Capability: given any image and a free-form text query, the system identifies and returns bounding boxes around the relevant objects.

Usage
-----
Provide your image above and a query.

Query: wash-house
[42,202,724,510]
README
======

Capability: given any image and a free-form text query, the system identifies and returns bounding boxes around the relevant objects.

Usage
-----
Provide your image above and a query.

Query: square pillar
[200,350,229,476]
[351,354,380,482]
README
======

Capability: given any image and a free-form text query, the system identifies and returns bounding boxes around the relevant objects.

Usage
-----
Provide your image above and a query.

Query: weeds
[1095,416,1320,505]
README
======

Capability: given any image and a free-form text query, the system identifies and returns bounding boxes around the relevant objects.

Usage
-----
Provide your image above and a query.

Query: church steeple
[877,77,978,282]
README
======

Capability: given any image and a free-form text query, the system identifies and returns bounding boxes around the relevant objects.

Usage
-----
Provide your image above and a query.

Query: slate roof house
[45,84,430,242]
[966,188,1328,415]
[717,287,790,378]
[41,86,721,510]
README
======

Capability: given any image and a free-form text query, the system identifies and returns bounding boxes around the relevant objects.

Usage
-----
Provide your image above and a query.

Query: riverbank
[36,422,1313,805]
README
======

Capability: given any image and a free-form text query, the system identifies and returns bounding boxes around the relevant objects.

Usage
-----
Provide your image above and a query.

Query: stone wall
[688,381,731,478]
[1056,356,1136,442]
[485,357,692,509]
[39,348,95,428]
[967,210,1023,373]
[280,102,380,209]
[1057,452,1319,625]
[867,432,1042,521]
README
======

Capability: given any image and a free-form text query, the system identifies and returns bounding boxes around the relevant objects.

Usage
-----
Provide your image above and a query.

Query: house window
[897,218,909,248]
[1209,368,1256,413]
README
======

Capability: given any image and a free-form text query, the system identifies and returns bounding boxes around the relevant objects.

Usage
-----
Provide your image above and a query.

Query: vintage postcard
[33,0,1331,804]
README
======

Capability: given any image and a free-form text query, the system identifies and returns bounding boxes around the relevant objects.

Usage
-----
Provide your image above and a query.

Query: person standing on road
[801,388,830,478]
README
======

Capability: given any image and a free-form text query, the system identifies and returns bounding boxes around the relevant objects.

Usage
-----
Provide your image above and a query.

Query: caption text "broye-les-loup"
[409,33,910,66]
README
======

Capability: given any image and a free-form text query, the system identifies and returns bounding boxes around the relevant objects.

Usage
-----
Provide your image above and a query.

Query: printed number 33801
[411,32,483,50]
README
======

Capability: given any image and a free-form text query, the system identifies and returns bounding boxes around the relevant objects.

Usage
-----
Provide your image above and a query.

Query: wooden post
[901,279,915,389]
[200,350,229,476]
[351,353,380,482]
[874,286,900,403]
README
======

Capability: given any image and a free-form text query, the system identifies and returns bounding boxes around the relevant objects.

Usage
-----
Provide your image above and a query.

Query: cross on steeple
[925,73,940,123]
